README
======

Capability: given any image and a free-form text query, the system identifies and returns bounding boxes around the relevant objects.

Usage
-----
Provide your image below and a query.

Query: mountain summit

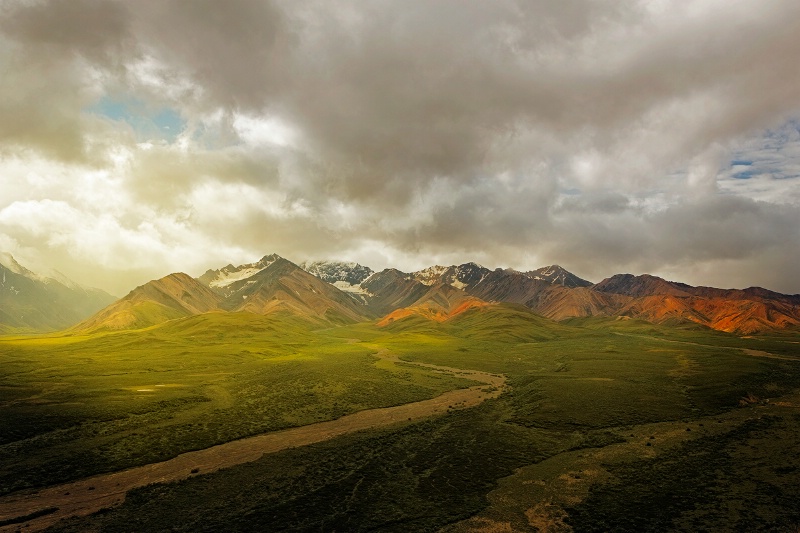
[0,253,115,332]
[216,256,369,324]
[524,265,592,288]
[298,260,374,292]
[198,254,281,296]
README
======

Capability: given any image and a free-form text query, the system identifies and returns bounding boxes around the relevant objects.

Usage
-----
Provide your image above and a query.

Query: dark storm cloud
[0,0,131,63]
[547,195,800,293]
[131,0,292,109]
[0,0,135,159]
[7,0,800,184]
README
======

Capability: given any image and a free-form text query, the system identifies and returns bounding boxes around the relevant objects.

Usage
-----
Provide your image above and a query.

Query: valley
[0,346,503,532]
[0,254,799,531]
[1,310,799,531]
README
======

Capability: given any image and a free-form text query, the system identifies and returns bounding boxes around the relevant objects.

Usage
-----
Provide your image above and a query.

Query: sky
[1,0,799,297]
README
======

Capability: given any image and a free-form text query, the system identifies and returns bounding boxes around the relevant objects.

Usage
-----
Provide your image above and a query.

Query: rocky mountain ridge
[23,253,800,334]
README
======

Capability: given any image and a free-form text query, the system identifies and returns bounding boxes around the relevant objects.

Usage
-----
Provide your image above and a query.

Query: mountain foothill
[2,252,799,335]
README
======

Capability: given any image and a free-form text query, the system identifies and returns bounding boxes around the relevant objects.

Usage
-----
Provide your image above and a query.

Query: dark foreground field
[1,307,799,531]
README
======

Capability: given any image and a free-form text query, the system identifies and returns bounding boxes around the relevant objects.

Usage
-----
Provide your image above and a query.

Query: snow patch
[450,279,467,290]
[299,260,374,286]
[413,265,449,285]
[209,266,267,288]
[0,252,79,287]
[208,257,278,288]
[333,280,370,294]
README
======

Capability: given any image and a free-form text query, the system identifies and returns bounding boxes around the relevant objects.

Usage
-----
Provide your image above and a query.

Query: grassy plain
[0,312,474,496]
[2,306,800,531]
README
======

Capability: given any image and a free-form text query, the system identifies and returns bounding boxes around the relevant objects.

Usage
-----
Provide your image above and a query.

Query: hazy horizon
[1,1,799,296]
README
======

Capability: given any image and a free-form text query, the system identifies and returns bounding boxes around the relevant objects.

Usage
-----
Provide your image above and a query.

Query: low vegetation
[1,307,799,531]
[0,312,473,495]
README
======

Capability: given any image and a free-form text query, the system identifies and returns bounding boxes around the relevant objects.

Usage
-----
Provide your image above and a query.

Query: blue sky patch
[87,96,186,142]
[724,117,800,185]
[732,169,756,179]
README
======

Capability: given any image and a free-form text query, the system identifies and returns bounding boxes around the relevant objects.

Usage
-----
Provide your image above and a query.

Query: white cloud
[233,113,298,148]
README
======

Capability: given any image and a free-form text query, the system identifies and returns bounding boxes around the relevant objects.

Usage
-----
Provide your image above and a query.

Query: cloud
[0,0,134,159]
[1,0,800,294]
[547,194,800,293]
[0,0,131,62]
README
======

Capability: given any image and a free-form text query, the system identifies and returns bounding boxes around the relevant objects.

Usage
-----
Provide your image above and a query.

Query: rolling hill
[377,282,490,326]
[73,273,224,332]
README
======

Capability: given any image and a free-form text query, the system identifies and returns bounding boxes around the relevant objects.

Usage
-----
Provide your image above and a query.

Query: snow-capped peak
[524,264,592,288]
[411,265,449,286]
[448,262,490,289]
[0,252,94,290]
[538,265,568,278]
[299,260,374,292]
[0,252,36,278]
[202,254,280,289]
[407,262,491,290]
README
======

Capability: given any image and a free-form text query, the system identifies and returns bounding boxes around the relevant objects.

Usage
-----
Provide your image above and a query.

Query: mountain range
[83,255,800,335]
[0,253,116,332]
[3,252,799,335]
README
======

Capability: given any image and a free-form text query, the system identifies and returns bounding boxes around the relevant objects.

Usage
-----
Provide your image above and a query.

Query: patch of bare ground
[448,518,516,532]
[524,501,572,533]
[614,332,800,362]
[741,348,798,361]
[0,349,506,532]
